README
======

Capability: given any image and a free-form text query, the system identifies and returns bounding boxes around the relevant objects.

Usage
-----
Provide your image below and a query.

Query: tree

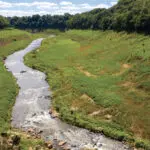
[0,16,9,29]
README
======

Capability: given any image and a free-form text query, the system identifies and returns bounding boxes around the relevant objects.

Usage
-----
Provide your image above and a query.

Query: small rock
[7,138,13,144]
[47,143,53,149]
[104,114,112,120]
[27,135,31,139]
[62,146,71,150]
[38,130,43,134]
[82,144,97,150]
[97,143,103,147]
[45,141,53,148]
[28,147,33,150]
[58,141,67,146]
[49,109,53,114]
[28,128,34,133]
[35,134,41,139]
[32,132,36,137]
[32,113,36,117]
[11,135,21,145]
[51,111,59,118]
[20,70,26,73]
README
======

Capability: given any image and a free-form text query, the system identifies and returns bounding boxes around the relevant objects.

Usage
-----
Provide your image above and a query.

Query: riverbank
[25,30,150,149]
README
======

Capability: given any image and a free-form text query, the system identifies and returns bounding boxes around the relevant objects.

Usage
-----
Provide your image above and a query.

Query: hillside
[67,0,150,33]
[25,30,150,149]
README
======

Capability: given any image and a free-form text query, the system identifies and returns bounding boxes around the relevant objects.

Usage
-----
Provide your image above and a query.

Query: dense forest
[67,0,150,33]
[1,0,150,33]
[9,14,71,31]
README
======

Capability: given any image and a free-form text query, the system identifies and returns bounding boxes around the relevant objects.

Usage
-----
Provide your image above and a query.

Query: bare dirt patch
[99,70,106,75]
[77,66,97,77]
[79,45,91,51]
[71,94,101,114]
[80,94,94,103]
[114,64,131,76]
[121,81,135,88]
[122,64,131,69]
[89,110,101,116]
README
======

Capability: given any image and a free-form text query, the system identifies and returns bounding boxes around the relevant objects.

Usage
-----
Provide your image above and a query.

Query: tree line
[1,0,150,34]
[67,0,150,33]
[0,16,9,29]
[8,14,71,31]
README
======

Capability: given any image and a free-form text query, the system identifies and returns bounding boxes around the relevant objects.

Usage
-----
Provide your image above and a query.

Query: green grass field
[25,30,150,149]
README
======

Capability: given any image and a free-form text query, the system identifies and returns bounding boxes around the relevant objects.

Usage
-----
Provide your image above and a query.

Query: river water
[5,39,131,150]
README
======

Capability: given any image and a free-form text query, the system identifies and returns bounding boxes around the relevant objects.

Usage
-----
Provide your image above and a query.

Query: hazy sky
[0,0,118,17]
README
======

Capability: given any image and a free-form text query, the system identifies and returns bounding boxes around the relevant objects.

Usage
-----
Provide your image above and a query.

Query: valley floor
[25,30,150,149]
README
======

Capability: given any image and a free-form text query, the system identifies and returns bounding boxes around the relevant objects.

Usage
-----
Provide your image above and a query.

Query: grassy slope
[25,30,150,149]
[0,28,48,149]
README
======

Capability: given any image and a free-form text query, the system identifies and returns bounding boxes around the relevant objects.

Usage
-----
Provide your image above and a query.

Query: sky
[0,0,118,17]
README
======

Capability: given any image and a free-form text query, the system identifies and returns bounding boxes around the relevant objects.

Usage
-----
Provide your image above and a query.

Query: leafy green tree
[0,16,9,29]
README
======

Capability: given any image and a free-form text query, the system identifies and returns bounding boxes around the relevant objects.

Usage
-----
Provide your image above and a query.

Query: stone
[47,143,53,149]
[36,135,41,139]
[51,111,59,118]
[38,130,43,134]
[104,114,112,120]
[49,108,59,118]
[28,128,34,133]
[45,141,53,148]
[49,109,53,114]
[28,147,33,150]
[7,138,13,144]
[58,141,66,146]
[11,135,21,145]
[62,146,71,150]
[20,70,26,73]
[82,144,97,150]
[27,135,31,139]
